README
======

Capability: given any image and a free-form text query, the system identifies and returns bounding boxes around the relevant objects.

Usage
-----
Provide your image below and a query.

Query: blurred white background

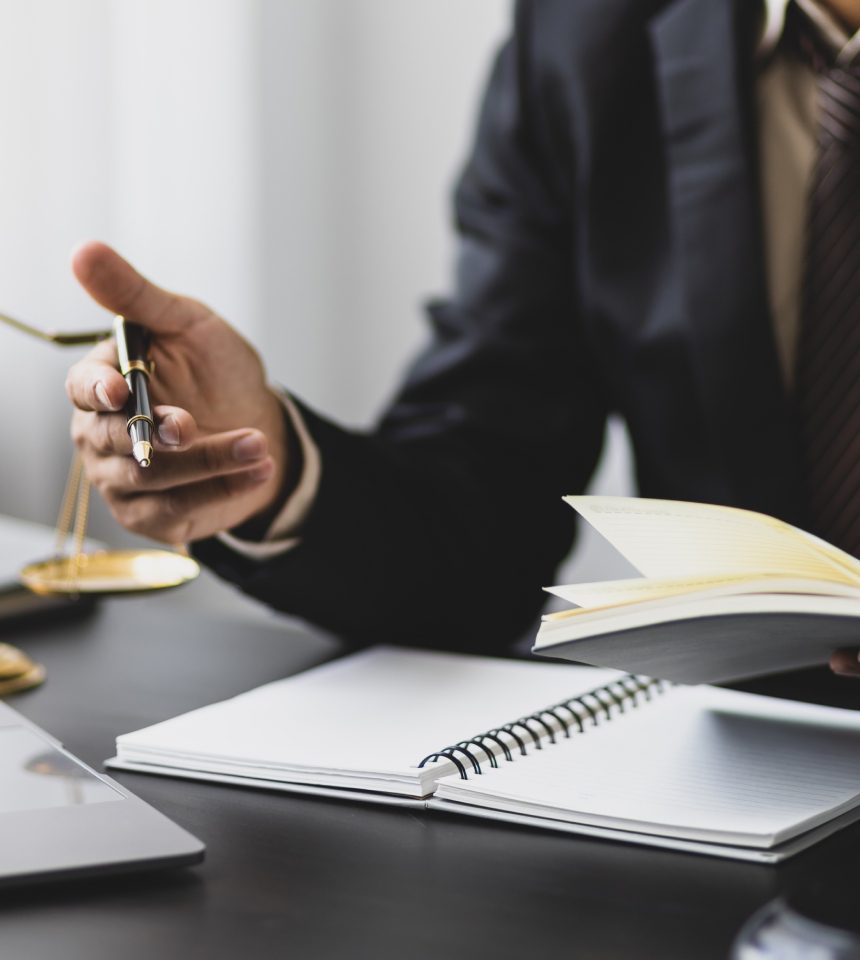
[0,0,633,605]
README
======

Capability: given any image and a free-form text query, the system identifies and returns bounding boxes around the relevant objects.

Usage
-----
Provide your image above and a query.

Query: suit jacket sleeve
[192,1,609,652]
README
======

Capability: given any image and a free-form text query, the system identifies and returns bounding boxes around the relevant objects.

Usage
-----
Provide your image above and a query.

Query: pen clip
[114,315,154,377]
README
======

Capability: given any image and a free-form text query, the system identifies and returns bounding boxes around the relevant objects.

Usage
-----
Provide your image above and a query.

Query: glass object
[734,897,860,959]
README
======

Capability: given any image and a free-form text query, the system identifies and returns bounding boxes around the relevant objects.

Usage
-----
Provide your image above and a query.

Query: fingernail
[233,434,266,462]
[95,381,117,411]
[248,460,274,482]
[158,416,181,446]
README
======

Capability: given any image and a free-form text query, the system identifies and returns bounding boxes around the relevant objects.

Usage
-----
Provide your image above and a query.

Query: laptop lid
[0,700,204,887]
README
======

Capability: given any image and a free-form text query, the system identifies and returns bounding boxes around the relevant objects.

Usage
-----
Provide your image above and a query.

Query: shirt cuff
[217,390,322,560]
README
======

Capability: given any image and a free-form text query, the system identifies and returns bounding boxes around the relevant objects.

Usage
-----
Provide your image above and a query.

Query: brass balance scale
[0,311,200,694]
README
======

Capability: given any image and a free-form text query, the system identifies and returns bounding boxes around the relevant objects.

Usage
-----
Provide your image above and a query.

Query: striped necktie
[794,12,860,555]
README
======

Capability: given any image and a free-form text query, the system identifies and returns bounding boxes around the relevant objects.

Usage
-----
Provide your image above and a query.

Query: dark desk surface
[2,596,860,960]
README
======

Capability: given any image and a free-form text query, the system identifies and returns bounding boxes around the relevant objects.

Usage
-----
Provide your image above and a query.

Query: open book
[533,497,860,684]
[107,647,860,864]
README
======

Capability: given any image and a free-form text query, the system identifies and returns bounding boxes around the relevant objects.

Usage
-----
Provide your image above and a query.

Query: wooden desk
[2,597,858,959]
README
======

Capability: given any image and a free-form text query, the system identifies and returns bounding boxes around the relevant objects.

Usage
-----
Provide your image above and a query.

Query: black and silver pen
[114,315,154,468]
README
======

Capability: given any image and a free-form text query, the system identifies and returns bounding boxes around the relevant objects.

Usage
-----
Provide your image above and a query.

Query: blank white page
[434,686,860,847]
[116,647,622,795]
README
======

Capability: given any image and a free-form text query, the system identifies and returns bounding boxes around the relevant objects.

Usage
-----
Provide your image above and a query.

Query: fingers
[830,648,860,678]
[71,405,198,458]
[106,430,270,495]
[65,338,127,412]
[109,466,275,544]
[152,406,197,449]
[81,424,272,497]
[72,408,284,542]
[70,241,208,336]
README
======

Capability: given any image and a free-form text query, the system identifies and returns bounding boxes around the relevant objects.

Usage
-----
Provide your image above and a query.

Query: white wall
[0,0,634,587]
[255,1,515,423]
[0,0,113,526]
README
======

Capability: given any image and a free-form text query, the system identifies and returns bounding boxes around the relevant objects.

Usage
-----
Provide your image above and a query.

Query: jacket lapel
[649,0,802,522]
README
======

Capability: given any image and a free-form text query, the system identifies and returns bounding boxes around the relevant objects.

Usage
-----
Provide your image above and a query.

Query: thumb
[70,241,204,336]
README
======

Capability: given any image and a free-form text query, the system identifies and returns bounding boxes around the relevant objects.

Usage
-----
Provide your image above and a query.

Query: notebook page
[566,497,860,585]
[433,686,860,847]
[116,647,621,794]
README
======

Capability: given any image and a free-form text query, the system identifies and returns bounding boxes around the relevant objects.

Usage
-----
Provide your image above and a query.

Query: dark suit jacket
[194,0,805,652]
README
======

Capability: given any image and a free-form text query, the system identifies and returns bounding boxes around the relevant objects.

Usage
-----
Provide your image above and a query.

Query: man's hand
[65,241,289,544]
[830,649,860,678]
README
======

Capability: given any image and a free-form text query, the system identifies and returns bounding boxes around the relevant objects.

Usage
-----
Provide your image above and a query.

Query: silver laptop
[0,700,204,887]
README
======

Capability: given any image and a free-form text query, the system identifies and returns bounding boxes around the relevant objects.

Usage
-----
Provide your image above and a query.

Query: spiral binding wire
[418,674,668,780]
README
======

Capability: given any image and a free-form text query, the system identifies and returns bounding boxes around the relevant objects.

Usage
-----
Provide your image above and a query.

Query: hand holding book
[533,497,860,684]
[829,647,860,677]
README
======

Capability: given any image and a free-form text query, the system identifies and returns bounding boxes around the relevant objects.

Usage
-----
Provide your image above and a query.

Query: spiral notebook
[106,647,860,863]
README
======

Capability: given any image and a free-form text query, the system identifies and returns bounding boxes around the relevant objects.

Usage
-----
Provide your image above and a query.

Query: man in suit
[65,0,860,674]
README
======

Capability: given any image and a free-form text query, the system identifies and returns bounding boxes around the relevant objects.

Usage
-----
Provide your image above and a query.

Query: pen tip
[133,441,153,468]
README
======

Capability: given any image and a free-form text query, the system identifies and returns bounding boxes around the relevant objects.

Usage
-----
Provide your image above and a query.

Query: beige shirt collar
[760,0,860,63]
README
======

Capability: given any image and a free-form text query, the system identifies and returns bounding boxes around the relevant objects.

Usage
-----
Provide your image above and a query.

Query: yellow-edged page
[546,575,769,608]
[544,574,860,611]
[566,497,860,586]
[536,577,860,647]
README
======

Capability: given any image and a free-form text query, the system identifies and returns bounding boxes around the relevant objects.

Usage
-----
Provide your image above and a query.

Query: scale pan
[20,549,200,596]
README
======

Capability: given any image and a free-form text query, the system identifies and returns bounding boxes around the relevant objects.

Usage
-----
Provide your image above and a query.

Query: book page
[566,497,860,585]
[434,686,860,847]
[543,575,860,612]
[546,575,770,608]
